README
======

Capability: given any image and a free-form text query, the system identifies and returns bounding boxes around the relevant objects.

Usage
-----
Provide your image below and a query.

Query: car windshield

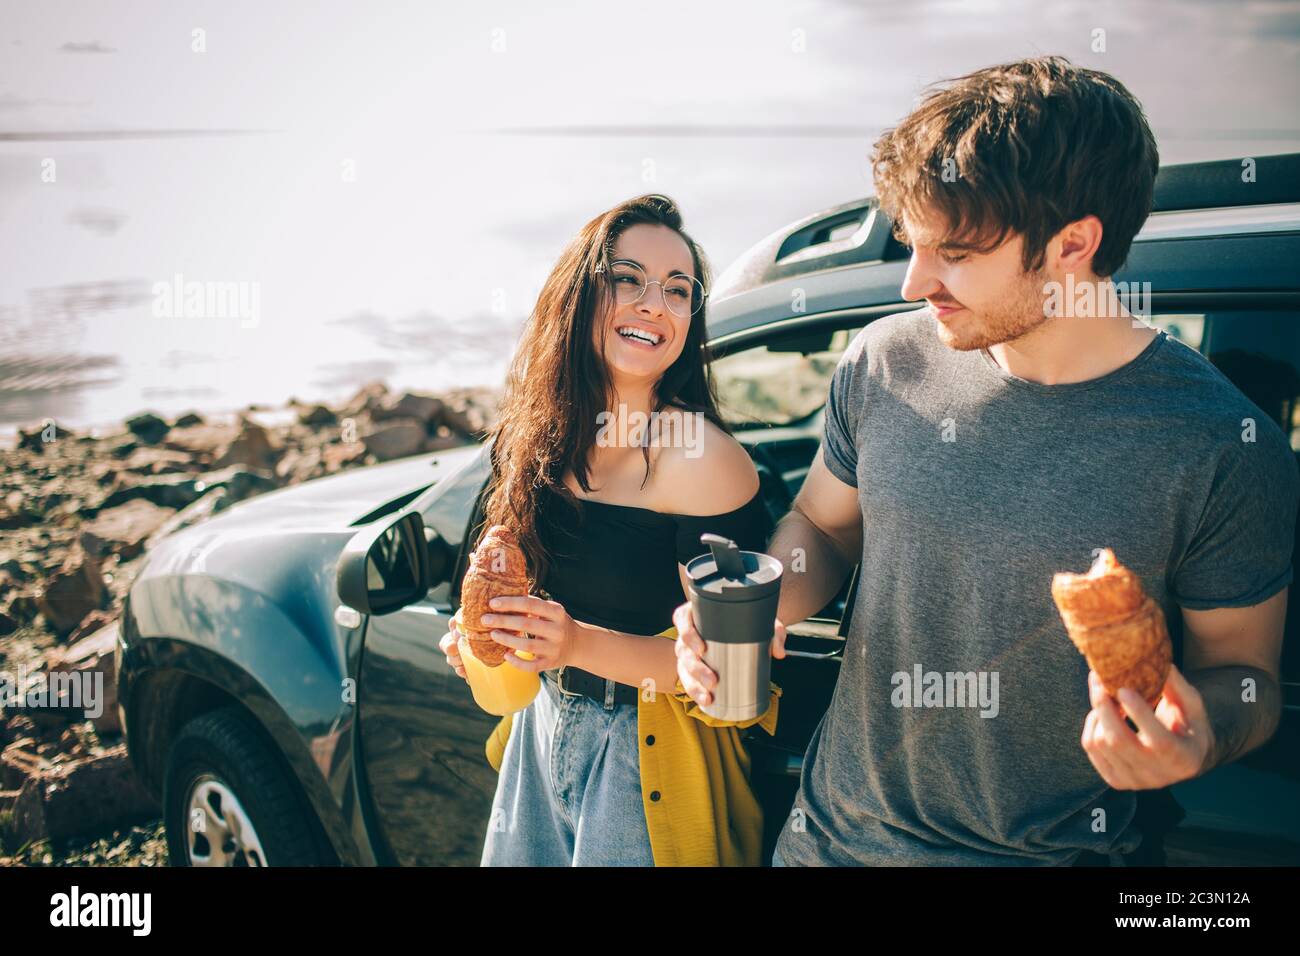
[711,325,864,428]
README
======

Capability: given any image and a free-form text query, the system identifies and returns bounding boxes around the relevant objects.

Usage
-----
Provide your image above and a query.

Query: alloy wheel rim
[184,774,268,866]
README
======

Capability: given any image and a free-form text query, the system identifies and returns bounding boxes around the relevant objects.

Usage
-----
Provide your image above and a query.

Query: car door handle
[781,647,843,661]
[781,620,845,661]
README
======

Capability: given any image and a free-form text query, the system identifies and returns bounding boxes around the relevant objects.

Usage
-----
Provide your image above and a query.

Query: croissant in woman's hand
[459,525,530,667]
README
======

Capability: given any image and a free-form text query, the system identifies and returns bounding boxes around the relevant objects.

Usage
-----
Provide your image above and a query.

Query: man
[674,56,1297,865]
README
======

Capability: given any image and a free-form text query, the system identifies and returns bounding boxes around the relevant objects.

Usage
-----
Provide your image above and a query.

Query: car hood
[199,444,481,531]
[131,444,481,584]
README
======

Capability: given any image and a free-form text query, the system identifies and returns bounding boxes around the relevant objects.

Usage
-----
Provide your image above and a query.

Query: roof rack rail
[712,152,1300,300]
[1152,152,1300,212]
[711,197,886,299]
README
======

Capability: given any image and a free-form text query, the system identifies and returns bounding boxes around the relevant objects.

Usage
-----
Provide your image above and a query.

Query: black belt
[548,666,639,708]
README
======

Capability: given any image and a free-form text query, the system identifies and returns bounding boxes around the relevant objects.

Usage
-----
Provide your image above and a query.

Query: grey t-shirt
[773,309,1298,866]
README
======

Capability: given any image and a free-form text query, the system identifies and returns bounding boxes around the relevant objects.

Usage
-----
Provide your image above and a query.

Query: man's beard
[933,266,1051,351]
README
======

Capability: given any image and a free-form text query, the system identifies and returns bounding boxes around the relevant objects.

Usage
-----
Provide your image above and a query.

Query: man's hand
[672,601,786,707]
[1080,664,1216,790]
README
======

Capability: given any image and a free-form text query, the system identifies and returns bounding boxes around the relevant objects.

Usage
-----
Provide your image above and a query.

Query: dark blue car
[117,154,1300,866]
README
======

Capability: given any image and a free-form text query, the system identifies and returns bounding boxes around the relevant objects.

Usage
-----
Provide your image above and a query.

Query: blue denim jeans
[480,669,655,866]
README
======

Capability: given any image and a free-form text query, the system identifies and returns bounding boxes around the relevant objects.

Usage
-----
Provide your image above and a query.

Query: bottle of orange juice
[454,611,540,715]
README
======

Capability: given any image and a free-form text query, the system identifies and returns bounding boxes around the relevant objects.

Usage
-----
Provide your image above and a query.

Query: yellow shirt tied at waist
[484,624,781,867]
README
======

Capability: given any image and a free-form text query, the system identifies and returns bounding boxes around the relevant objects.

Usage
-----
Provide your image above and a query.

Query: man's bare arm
[1182,587,1287,772]
[767,447,864,628]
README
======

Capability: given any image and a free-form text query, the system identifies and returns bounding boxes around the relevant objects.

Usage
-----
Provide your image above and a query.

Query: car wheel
[164,705,331,866]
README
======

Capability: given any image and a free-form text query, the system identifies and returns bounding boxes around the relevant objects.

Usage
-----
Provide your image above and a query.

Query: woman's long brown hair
[478,194,728,585]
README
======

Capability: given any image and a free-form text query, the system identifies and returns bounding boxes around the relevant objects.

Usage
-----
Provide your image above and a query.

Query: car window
[1149,310,1300,449]
[419,447,490,603]
[1148,308,1300,685]
[710,325,865,428]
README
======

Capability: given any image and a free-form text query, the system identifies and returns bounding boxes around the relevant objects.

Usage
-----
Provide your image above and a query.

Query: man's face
[898,206,1050,351]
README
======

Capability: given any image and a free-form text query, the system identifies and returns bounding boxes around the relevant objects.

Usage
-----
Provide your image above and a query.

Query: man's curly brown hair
[871,55,1159,278]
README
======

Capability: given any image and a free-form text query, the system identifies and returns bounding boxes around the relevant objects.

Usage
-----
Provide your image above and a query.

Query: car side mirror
[336,510,432,615]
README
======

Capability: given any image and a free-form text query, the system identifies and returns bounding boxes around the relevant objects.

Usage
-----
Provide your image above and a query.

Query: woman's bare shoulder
[651,416,759,516]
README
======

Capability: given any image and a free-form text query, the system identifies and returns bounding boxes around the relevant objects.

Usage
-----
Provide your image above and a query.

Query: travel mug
[684,533,783,721]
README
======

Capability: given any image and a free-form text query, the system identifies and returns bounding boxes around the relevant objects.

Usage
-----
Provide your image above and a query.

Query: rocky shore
[0,381,498,865]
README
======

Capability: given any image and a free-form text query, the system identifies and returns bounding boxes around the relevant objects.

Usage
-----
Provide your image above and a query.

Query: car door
[355,447,497,866]
[716,298,1300,866]
[708,311,902,858]
[1147,302,1300,865]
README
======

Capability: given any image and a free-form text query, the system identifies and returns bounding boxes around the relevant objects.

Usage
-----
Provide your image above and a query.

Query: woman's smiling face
[592,223,696,386]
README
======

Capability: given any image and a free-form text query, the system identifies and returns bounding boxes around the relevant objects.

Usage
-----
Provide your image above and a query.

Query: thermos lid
[685,533,783,600]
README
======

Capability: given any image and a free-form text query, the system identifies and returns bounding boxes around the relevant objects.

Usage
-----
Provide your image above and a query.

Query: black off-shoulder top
[535,482,773,636]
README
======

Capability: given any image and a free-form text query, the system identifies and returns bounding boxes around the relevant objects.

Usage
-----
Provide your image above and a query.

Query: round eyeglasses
[598,259,706,319]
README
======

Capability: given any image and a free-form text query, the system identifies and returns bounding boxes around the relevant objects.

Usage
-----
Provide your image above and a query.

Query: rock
[107,436,140,459]
[65,609,117,644]
[56,618,118,664]
[1,738,46,790]
[45,621,120,735]
[211,417,280,470]
[202,465,279,505]
[94,464,278,516]
[321,441,367,473]
[275,446,322,484]
[17,420,73,453]
[121,446,193,475]
[35,543,105,638]
[125,412,170,445]
[80,500,174,561]
[440,404,479,436]
[0,499,36,530]
[339,380,389,419]
[162,422,238,458]
[172,411,204,428]
[58,727,89,758]
[361,419,426,462]
[423,429,468,452]
[373,392,444,426]
[4,713,36,742]
[90,461,119,485]
[3,592,39,625]
[96,474,200,511]
[6,743,159,846]
[298,404,337,426]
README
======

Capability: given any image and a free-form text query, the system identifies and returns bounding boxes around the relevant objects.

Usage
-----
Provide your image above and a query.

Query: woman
[437,194,778,866]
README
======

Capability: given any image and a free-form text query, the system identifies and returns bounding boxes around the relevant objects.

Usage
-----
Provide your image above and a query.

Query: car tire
[164,705,332,866]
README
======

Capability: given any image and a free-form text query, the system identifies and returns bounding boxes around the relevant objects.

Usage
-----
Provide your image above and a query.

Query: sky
[1,0,1298,433]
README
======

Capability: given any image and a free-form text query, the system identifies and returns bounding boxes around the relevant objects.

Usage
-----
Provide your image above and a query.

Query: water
[4,0,1296,437]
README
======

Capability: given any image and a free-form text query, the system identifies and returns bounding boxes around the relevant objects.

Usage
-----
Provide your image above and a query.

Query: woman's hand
[673,600,786,707]
[438,618,468,681]
[479,595,581,672]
